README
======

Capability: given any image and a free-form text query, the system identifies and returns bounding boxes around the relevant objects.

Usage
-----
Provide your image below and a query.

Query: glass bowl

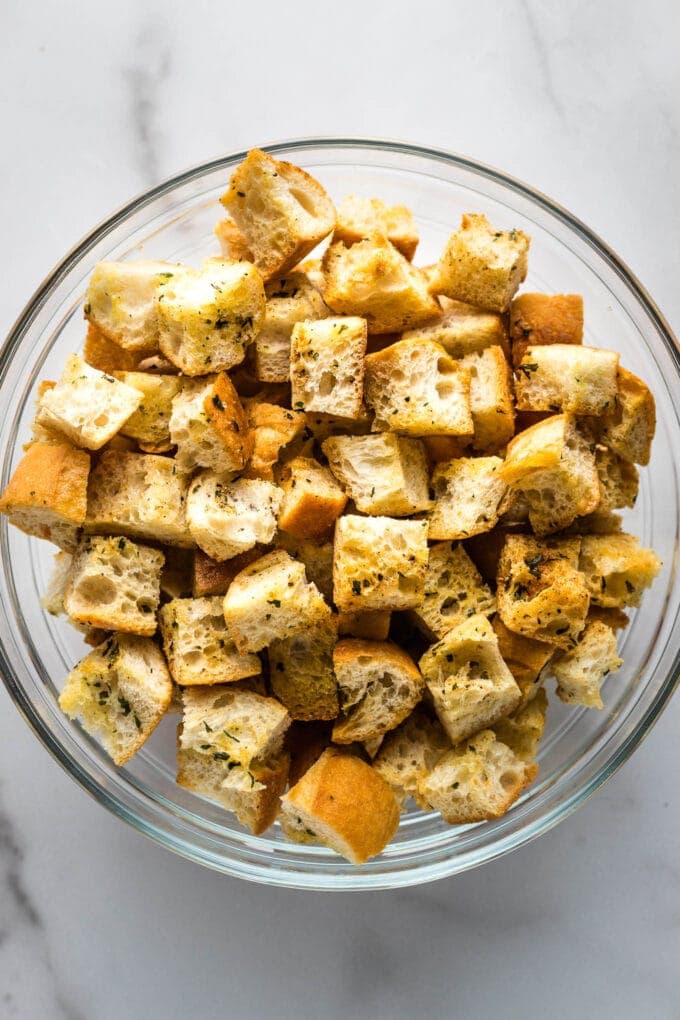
[1,139,679,890]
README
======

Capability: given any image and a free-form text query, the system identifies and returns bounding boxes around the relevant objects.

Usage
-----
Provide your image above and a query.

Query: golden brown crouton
[509,293,583,365]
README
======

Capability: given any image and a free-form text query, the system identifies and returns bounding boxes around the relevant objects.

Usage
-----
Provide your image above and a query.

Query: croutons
[333,515,428,612]
[373,709,451,808]
[333,194,419,259]
[169,376,250,474]
[192,548,262,598]
[179,684,290,770]
[277,456,347,540]
[427,456,508,540]
[82,323,140,375]
[490,615,554,705]
[290,316,367,418]
[242,401,306,481]
[552,620,622,708]
[596,367,656,466]
[514,344,619,415]
[492,688,548,760]
[0,441,90,551]
[458,346,515,452]
[402,298,508,358]
[254,273,329,383]
[496,534,590,648]
[322,433,430,516]
[509,293,583,365]
[117,372,182,451]
[274,533,335,603]
[364,338,473,436]
[429,214,530,312]
[59,634,173,765]
[578,533,661,608]
[214,216,253,262]
[158,596,261,685]
[321,235,440,334]
[221,149,336,281]
[410,541,496,640]
[595,446,639,511]
[186,474,281,561]
[84,260,177,352]
[269,604,339,721]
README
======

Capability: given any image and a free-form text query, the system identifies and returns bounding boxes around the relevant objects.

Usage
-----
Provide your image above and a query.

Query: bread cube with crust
[59,634,173,765]
[35,354,142,451]
[82,323,140,375]
[84,259,178,352]
[159,596,261,685]
[157,259,265,376]
[458,346,515,452]
[187,474,281,561]
[595,446,639,510]
[402,298,509,358]
[242,400,306,481]
[179,684,290,770]
[492,688,548,760]
[290,316,366,418]
[63,535,163,636]
[321,235,440,334]
[117,372,182,451]
[364,338,473,436]
[192,548,262,597]
[333,515,428,612]
[269,603,339,721]
[220,149,336,281]
[490,615,554,705]
[552,620,622,709]
[273,534,334,603]
[336,610,391,641]
[277,456,347,540]
[578,533,661,608]
[410,541,496,640]
[497,534,590,648]
[333,194,419,260]
[170,373,252,474]
[322,433,430,516]
[429,214,530,312]
[509,293,583,365]
[254,272,329,383]
[419,614,521,745]
[427,456,508,540]
[214,216,253,262]
[596,367,656,466]
[0,441,90,551]
[373,709,450,808]
[514,344,619,415]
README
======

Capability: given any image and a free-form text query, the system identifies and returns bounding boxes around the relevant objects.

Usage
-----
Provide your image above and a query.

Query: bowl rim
[1,136,679,890]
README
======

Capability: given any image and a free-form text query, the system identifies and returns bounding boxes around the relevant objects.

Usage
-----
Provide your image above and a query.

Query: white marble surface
[1,2,679,1017]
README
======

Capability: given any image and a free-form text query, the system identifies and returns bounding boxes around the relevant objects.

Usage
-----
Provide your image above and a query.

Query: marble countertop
[1,2,679,1017]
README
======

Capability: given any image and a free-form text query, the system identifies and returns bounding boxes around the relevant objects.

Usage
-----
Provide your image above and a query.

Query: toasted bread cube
[187,474,281,561]
[269,603,339,721]
[419,614,521,745]
[336,611,391,641]
[84,450,192,546]
[373,709,450,808]
[274,534,334,602]
[411,541,496,640]
[59,634,172,765]
[290,316,366,418]
[192,548,262,597]
[277,456,346,540]
[595,447,638,510]
[82,323,140,374]
[427,456,507,540]
[254,272,329,383]
[180,684,290,769]
[418,730,537,824]
[242,400,306,481]
[509,293,583,365]
[214,216,253,262]
[223,549,329,652]
[458,346,515,452]
[333,515,428,612]
[169,375,251,474]
[84,260,177,352]
[402,298,509,358]
[331,639,425,744]
[490,615,554,705]
[515,344,619,415]
[279,748,400,863]
[552,620,622,709]
[0,441,90,552]
[500,414,600,535]
[63,535,163,636]
[35,354,142,451]
[221,149,336,281]
[117,372,182,451]
[159,596,260,685]
[333,194,418,260]
[157,259,265,376]
[429,214,530,312]
[492,688,548,760]
[364,338,473,436]
[321,235,440,334]
[497,534,590,648]
[597,367,656,465]
[579,533,661,608]
[322,433,430,516]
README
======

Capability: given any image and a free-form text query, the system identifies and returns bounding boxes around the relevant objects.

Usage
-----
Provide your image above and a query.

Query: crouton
[84,260,177,352]
[331,639,424,744]
[336,610,392,641]
[222,549,329,652]
[514,344,619,415]
[578,533,661,608]
[169,375,251,474]
[186,473,281,561]
[552,620,622,709]
[410,541,496,640]
[158,596,261,685]
[59,634,173,765]
[490,615,554,705]
[157,259,265,376]
[0,441,90,551]
[427,456,508,540]
[82,323,140,375]
[402,298,509,358]
[214,216,253,262]
[496,534,590,648]
[595,446,639,510]
[321,235,440,334]
[492,688,548,760]
[277,456,347,540]
[458,346,515,452]
[221,149,336,281]
[84,450,192,546]
[509,293,583,364]
[333,515,428,612]
[269,604,339,721]
[418,730,537,823]
[254,272,329,383]
[192,547,263,597]
[429,214,530,312]
[333,194,419,260]
[596,367,656,466]
[180,684,290,769]
[274,534,334,602]
[364,338,473,436]
[279,748,400,863]
[290,317,366,418]
[373,709,450,808]
[63,535,164,636]
[419,614,521,745]
[242,400,306,481]
[322,433,430,516]
[117,372,182,451]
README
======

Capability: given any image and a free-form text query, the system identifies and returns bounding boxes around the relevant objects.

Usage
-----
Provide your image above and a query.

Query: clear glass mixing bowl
[0,139,678,889]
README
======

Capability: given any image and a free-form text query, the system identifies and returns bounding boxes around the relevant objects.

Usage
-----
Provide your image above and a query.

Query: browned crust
[0,441,90,524]
[203,372,253,470]
[336,611,391,641]
[192,547,263,597]
[509,293,583,365]
[214,217,254,262]
[82,323,140,374]
[332,638,422,680]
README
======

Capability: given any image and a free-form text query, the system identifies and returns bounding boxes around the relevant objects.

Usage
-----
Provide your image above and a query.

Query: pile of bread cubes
[0,148,661,864]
